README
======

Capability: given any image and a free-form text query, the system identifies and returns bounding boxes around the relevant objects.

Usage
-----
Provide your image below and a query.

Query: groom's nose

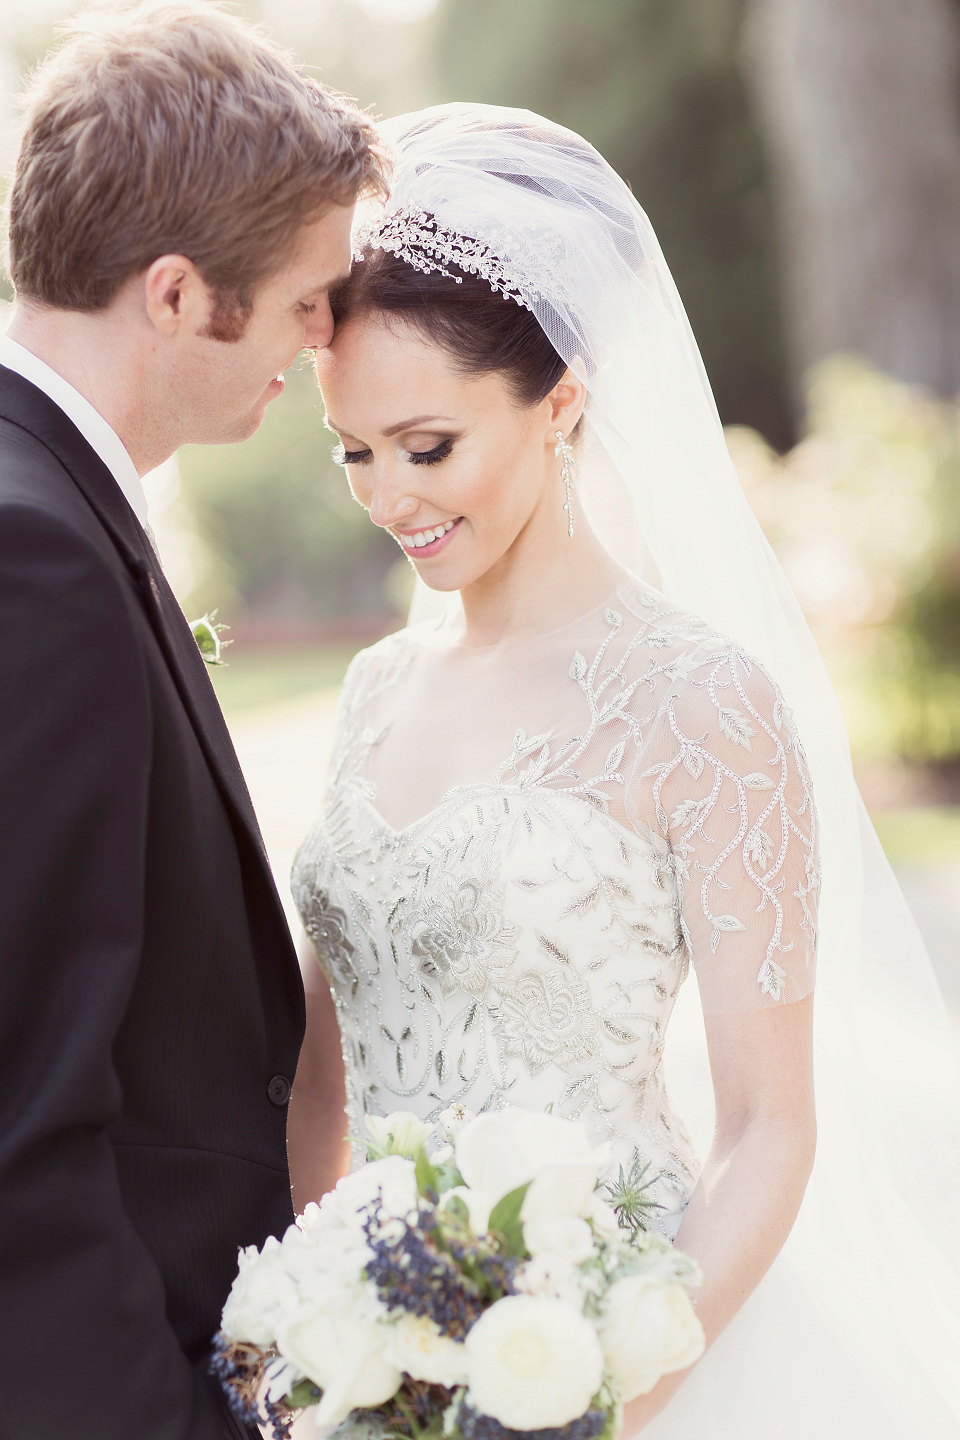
[303,294,335,350]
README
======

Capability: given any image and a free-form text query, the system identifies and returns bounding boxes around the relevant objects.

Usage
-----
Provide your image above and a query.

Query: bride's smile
[393,516,461,555]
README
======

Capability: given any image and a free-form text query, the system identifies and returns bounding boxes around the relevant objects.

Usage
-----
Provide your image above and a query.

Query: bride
[288,105,960,1436]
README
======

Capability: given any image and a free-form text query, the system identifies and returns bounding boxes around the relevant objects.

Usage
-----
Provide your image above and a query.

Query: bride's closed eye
[332,443,371,466]
[331,436,455,467]
[407,436,454,466]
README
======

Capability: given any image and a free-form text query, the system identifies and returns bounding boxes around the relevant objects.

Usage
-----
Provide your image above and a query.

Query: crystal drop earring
[555,430,576,539]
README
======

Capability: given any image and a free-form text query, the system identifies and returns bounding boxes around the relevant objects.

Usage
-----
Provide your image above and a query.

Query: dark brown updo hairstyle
[330,235,571,409]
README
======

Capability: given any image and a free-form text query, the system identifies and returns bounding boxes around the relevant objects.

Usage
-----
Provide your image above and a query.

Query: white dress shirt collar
[0,332,149,528]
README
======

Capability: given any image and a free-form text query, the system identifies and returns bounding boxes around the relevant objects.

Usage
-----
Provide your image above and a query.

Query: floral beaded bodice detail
[292,581,819,1236]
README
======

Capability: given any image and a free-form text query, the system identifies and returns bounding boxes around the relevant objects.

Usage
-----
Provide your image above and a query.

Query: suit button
[267,1075,291,1107]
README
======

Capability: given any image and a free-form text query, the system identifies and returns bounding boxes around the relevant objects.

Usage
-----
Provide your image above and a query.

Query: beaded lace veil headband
[354,206,540,309]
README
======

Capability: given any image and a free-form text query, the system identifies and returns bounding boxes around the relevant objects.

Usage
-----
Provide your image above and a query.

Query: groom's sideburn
[0,366,305,1439]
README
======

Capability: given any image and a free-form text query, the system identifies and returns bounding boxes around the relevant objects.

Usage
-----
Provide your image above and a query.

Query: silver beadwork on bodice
[292,582,819,1237]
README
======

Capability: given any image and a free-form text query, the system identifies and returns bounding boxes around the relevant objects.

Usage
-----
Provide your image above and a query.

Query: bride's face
[316,315,578,592]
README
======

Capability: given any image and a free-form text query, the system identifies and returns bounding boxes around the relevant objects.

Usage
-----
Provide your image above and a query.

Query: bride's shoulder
[338,618,441,705]
[612,579,791,734]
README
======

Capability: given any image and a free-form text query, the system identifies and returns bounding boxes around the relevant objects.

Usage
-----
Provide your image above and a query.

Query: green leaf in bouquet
[415,1147,440,1198]
[433,1162,465,1194]
[488,1181,531,1257]
[286,1378,323,1407]
[441,1194,471,1226]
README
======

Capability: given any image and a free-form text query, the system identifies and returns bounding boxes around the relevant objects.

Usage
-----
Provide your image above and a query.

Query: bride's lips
[396,516,462,558]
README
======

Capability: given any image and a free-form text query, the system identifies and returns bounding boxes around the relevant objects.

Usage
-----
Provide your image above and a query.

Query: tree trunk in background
[429,0,796,447]
[742,0,960,402]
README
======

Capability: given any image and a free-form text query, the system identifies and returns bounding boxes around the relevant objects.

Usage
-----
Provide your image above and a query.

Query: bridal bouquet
[212,1108,704,1439]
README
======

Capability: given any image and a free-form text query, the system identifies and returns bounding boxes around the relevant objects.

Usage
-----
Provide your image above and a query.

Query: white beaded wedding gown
[291,577,956,1437]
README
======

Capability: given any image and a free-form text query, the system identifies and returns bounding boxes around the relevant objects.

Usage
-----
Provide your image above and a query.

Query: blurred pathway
[228,693,960,1031]
[229,689,340,937]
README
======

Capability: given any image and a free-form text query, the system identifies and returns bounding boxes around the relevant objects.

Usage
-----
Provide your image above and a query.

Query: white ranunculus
[440,1185,494,1236]
[465,1294,603,1430]
[598,1275,705,1400]
[366,1111,432,1158]
[523,1214,595,1263]
[220,1236,301,1347]
[455,1109,601,1209]
[279,1310,402,1429]
[386,1314,470,1386]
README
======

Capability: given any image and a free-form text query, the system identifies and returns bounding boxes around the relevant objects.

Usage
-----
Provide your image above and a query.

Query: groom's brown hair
[5,1,387,339]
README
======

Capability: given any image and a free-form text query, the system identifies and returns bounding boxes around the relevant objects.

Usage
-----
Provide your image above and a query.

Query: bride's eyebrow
[381,414,455,437]
[323,414,457,439]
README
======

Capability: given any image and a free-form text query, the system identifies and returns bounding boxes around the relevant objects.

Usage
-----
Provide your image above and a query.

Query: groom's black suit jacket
[0,366,305,1438]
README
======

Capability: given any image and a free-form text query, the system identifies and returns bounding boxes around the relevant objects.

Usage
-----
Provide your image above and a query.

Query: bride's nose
[367,477,418,530]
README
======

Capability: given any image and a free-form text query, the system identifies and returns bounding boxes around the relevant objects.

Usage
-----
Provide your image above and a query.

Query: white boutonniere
[189,610,230,666]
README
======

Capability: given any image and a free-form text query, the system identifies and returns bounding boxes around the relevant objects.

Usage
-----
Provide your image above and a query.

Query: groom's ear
[143,254,208,336]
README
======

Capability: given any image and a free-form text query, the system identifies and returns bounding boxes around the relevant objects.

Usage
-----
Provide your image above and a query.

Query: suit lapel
[0,366,272,868]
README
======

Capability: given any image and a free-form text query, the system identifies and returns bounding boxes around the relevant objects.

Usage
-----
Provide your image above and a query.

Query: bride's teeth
[404,522,456,549]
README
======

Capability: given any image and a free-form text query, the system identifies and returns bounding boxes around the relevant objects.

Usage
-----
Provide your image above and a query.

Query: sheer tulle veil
[356,103,960,1418]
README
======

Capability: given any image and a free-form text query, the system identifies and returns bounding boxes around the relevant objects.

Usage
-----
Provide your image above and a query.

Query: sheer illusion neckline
[438,574,632,654]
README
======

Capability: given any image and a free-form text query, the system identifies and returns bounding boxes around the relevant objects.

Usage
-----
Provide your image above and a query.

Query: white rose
[598,1275,705,1400]
[220,1236,300,1347]
[366,1111,432,1158]
[456,1109,601,1209]
[523,1215,595,1263]
[386,1314,470,1386]
[465,1295,603,1430]
[279,1310,401,1429]
[440,1185,494,1236]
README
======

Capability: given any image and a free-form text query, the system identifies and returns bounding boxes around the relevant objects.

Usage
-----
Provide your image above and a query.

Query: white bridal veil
[356,103,960,1425]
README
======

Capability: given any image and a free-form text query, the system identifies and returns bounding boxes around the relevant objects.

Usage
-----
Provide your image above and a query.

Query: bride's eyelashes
[408,436,454,466]
[332,443,371,466]
[331,436,455,467]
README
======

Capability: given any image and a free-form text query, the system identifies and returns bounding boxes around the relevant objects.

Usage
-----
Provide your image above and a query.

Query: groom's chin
[221,396,275,445]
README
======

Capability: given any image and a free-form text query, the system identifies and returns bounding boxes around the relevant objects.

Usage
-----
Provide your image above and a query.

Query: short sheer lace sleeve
[629,640,820,1014]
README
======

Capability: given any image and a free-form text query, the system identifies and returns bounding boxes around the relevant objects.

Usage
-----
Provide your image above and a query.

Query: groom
[0,5,384,1436]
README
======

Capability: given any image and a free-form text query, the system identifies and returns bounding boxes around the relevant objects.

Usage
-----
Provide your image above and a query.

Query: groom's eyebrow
[381,414,455,437]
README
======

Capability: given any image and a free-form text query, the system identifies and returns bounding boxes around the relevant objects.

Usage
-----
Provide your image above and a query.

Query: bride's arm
[286,936,352,1210]
[622,993,816,1433]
